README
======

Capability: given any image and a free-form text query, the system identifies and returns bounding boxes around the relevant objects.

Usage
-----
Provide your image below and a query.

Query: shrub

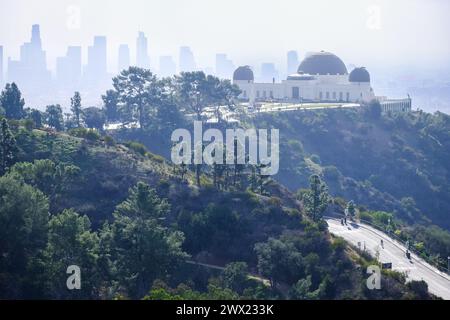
[85,129,100,142]
[125,141,147,156]
[103,135,116,147]
[23,119,35,131]
[147,152,165,163]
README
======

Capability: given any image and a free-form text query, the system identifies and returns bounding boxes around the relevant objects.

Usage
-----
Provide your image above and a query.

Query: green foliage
[302,175,329,221]
[30,109,43,128]
[101,182,188,298]
[103,135,116,147]
[125,141,148,156]
[112,67,163,129]
[0,175,49,298]
[406,280,429,299]
[9,159,80,201]
[0,119,19,175]
[70,92,82,127]
[366,99,382,119]
[82,107,106,130]
[45,105,64,131]
[175,71,240,121]
[346,200,356,218]
[69,127,100,142]
[0,83,25,120]
[43,209,100,299]
[254,237,303,287]
[222,262,249,294]
[102,90,120,123]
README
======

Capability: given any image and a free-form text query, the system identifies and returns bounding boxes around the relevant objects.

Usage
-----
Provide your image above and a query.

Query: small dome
[233,66,254,81]
[349,67,370,83]
[298,51,348,75]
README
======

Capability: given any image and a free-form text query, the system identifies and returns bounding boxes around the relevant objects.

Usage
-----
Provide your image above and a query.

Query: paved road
[326,218,450,300]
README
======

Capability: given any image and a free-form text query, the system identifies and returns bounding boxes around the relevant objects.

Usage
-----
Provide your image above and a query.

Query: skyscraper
[179,46,196,72]
[56,46,82,88]
[287,50,299,75]
[118,44,130,72]
[159,56,176,77]
[84,36,107,84]
[7,24,51,88]
[215,53,234,79]
[136,32,150,69]
[260,63,278,83]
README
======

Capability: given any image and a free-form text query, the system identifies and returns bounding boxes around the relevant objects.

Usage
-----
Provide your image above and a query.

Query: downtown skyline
[1,0,450,112]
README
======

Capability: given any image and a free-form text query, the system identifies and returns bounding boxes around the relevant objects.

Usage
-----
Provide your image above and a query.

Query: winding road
[326,218,450,300]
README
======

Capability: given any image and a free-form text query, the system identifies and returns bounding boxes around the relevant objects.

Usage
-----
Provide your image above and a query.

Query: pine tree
[0,83,25,120]
[303,174,329,221]
[70,91,82,127]
[0,119,18,175]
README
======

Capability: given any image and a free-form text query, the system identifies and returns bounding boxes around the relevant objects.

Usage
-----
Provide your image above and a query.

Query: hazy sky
[0,0,449,74]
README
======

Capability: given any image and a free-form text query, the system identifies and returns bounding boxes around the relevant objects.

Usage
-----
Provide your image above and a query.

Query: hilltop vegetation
[0,69,446,299]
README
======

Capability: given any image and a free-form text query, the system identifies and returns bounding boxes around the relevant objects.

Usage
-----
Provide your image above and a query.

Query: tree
[346,200,356,219]
[0,175,49,299]
[254,238,303,288]
[367,99,382,119]
[222,262,249,294]
[43,209,100,299]
[406,280,429,299]
[112,67,163,129]
[302,175,329,221]
[0,119,18,175]
[289,276,321,300]
[176,71,210,121]
[30,109,43,128]
[205,76,241,124]
[82,107,106,131]
[176,72,240,123]
[102,90,120,123]
[102,182,188,298]
[70,91,82,127]
[45,105,64,131]
[9,159,80,206]
[0,83,25,120]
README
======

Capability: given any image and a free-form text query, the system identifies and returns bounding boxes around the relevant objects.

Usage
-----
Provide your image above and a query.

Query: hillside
[0,121,435,300]
[114,107,450,271]
[250,108,450,229]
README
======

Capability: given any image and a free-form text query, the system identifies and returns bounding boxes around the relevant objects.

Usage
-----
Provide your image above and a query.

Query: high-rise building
[215,53,234,79]
[7,24,51,88]
[260,63,278,83]
[179,46,196,72]
[287,50,299,75]
[56,46,82,88]
[0,46,3,85]
[118,44,130,72]
[159,56,176,77]
[136,32,150,69]
[84,36,107,83]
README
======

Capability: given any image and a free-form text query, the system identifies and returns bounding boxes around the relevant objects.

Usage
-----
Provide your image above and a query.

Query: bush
[69,127,100,142]
[23,119,35,131]
[103,135,116,147]
[310,154,321,164]
[69,127,88,138]
[125,141,147,156]
[85,129,100,142]
[147,152,165,163]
